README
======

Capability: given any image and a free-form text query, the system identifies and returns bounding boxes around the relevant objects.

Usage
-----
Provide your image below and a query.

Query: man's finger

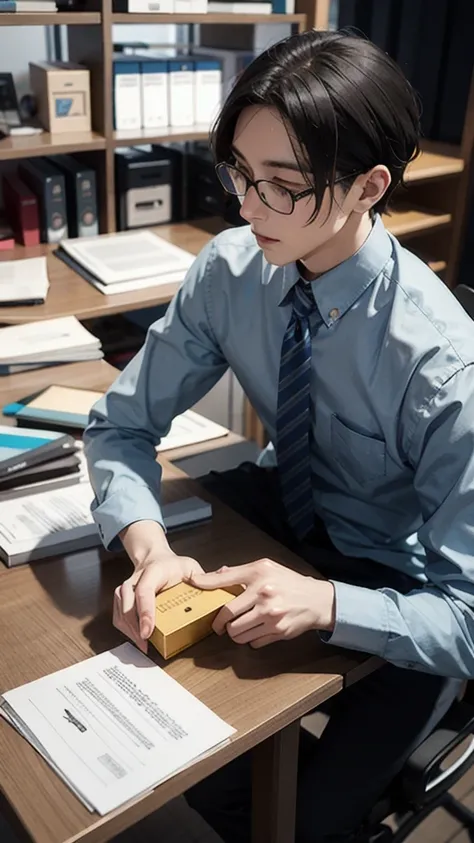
[113,585,148,652]
[212,589,257,635]
[225,606,262,639]
[133,565,167,639]
[121,579,147,645]
[250,634,281,649]
[188,565,251,592]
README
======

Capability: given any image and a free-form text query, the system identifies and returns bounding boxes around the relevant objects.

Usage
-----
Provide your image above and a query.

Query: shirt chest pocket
[331,414,386,486]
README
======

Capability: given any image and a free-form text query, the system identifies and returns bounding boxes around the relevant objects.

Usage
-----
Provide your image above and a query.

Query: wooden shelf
[383,206,452,238]
[427,260,447,273]
[113,12,306,24]
[0,12,100,25]
[114,124,211,147]
[0,220,224,325]
[405,146,464,182]
[0,130,106,161]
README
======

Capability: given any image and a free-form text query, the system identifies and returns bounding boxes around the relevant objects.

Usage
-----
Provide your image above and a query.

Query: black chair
[364,684,474,843]
[364,281,474,843]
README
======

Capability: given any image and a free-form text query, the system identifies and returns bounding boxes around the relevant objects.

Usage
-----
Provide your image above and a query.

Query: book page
[61,230,194,284]
[2,643,235,815]
[0,483,95,555]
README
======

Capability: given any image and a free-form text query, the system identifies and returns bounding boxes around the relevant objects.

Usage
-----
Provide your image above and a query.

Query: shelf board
[427,259,447,273]
[0,11,100,24]
[405,146,464,182]
[0,130,106,161]
[0,219,224,324]
[113,11,305,24]
[383,206,452,238]
[114,124,211,147]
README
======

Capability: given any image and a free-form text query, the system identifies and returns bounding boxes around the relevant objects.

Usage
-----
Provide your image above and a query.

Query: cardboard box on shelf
[29,61,91,135]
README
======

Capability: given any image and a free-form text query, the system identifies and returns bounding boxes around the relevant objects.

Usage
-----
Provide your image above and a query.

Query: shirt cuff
[320,580,391,658]
[91,486,165,551]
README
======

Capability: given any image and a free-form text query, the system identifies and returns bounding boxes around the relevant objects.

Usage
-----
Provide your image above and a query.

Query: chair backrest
[453,284,474,320]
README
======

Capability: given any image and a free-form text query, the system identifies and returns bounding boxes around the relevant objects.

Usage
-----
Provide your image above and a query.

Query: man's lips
[253,231,280,243]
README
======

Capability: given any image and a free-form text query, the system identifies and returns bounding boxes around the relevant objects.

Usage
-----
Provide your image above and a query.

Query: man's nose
[239,185,266,222]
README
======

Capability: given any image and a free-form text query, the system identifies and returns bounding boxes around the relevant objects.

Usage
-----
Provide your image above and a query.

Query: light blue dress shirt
[84,216,474,679]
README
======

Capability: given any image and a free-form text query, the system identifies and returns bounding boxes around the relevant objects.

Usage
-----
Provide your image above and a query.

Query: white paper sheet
[0,256,49,303]
[2,643,235,815]
[158,409,229,452]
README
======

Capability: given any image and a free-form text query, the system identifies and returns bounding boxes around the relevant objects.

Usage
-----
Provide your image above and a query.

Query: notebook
[0,425,76,480]
[0,256,49,306]
[3,385,104,429]
[0,316,102,368]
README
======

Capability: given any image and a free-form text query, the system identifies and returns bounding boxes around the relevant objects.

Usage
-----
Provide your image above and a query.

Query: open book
[56,230,195,296]
[0,643,235,815]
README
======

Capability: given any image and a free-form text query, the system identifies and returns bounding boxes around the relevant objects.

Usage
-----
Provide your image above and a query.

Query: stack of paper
[0,256,49,306]
[0,316,103,374]
[0,479,212,566]
[55,229,195,296]
[0,643,235,815]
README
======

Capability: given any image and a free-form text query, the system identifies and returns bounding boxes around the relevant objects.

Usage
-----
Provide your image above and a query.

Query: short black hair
[211,30,421,218]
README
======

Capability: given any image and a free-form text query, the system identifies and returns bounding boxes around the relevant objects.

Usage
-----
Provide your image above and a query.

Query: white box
[127,0,174,10]
[168,59,194,127]
[174,0,207,9]
[194,58,222,125]
[114,58,141,131]
[140,58,169,129]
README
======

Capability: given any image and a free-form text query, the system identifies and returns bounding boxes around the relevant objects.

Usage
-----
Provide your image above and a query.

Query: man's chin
[259,244,294,266]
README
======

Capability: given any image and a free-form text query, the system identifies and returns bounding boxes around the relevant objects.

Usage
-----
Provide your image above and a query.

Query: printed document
[0,643,235,815]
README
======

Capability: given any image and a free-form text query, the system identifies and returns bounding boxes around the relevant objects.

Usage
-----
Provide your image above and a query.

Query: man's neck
[299,212,373,281]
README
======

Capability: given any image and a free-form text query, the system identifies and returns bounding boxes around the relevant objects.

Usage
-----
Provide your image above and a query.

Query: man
[85,29,474,843]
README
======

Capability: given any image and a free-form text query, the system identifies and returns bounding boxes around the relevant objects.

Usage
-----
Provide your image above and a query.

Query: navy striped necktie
[276,279,322,540]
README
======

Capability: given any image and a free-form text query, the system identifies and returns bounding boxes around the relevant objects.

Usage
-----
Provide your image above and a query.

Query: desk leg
[252,720,300,843]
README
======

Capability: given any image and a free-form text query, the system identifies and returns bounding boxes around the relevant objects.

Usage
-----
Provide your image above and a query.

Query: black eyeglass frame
[215,161,359,216]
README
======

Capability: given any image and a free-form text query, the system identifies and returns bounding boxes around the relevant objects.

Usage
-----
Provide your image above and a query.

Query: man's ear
[352,166,391,214]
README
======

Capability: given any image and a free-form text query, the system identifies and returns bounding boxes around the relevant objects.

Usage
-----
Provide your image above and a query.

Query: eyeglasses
[215,162,363,216]
[215,162,315,216]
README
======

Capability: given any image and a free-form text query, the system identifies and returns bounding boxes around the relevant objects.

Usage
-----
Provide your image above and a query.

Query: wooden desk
[0,219,225,325]
[0,359,247,466]
[0,460,376,843]
[0,360,118,407]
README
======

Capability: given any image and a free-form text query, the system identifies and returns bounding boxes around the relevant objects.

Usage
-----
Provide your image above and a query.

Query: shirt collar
[278,215,393,327]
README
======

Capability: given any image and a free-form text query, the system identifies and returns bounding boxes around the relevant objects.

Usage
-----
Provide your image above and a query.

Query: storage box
[149,581,241,659]
[29,61,91,134]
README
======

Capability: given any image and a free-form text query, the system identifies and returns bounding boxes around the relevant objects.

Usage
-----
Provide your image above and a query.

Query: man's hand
[113,552,204,654]
[187,559,335,649]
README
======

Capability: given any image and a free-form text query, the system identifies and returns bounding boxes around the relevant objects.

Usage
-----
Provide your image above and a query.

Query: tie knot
[292,279,315,320]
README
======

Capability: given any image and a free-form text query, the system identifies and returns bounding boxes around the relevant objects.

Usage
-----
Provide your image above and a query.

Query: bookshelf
[0,0,472,445]
[0,0,468,281]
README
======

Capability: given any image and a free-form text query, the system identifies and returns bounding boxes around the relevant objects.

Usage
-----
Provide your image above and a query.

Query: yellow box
[29,61,91,134]
[149,582,240,660]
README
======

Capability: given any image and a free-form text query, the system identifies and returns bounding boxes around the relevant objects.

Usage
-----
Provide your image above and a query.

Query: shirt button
[329,307,339,320]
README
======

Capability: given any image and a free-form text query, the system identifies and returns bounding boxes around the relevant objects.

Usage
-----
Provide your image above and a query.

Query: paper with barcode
[1,643,235,815]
